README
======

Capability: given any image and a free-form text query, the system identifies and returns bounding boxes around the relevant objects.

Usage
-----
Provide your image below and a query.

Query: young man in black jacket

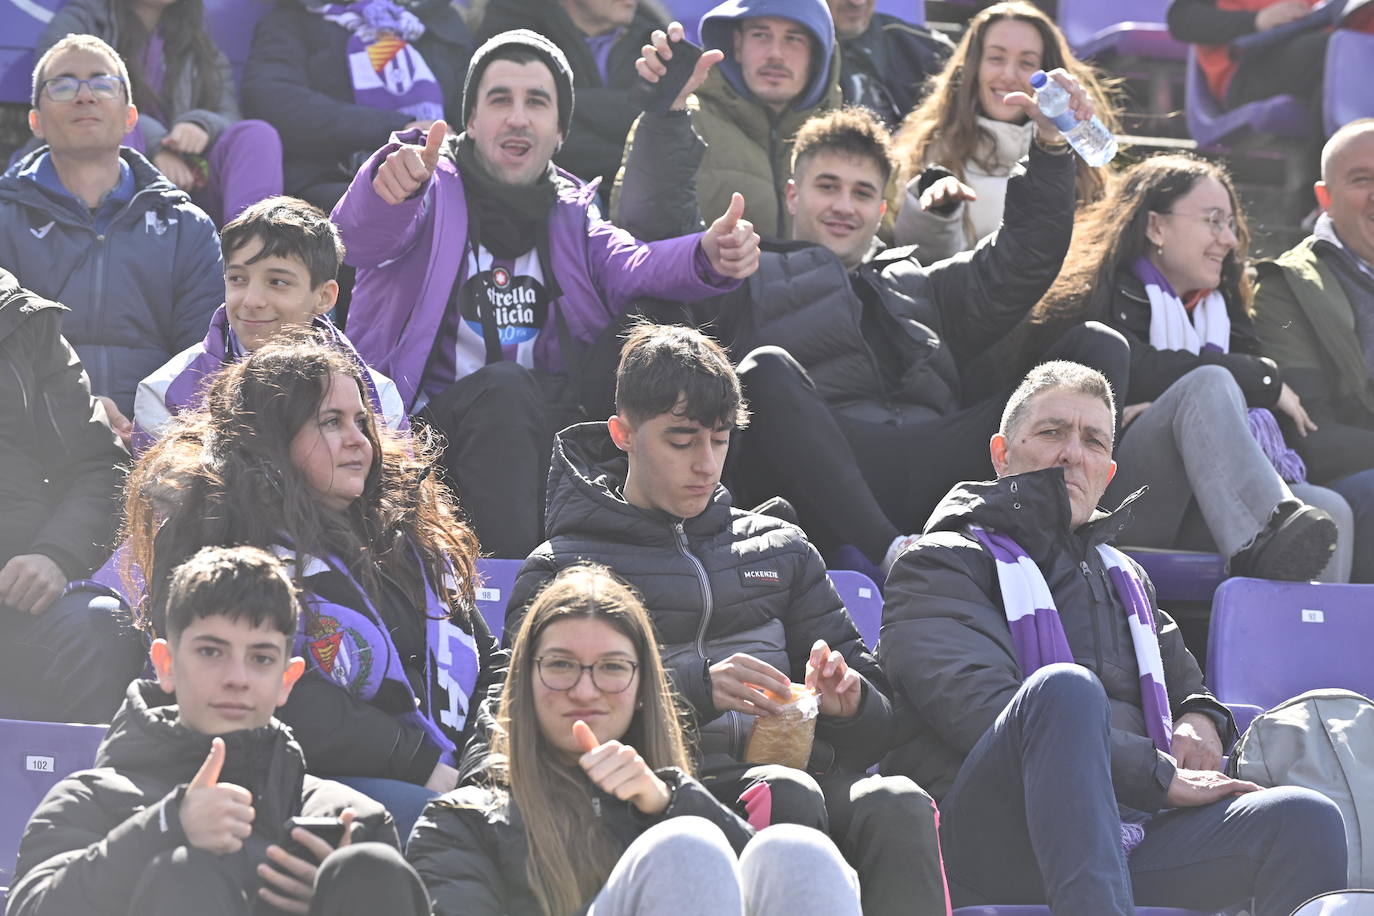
[506,323,947,915]
[7,546,430,916]
[619,42,1130,572]
[879,360,1348,914]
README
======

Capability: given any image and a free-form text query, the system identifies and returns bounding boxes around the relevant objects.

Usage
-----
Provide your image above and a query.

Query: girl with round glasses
[407,564,863,916]
[1030,152,1355,582]
[36,0,283,222]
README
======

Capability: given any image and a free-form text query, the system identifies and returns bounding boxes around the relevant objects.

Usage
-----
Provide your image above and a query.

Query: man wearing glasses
[502,323,948,916]
[0,34,222,447]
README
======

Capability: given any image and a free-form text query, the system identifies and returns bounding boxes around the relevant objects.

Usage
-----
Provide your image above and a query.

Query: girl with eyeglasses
[36,0,283,222]
[406,564,863,916]
[1029,152,1357,583]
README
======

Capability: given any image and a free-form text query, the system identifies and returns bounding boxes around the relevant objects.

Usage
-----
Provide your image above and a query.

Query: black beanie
[462,29,575,134]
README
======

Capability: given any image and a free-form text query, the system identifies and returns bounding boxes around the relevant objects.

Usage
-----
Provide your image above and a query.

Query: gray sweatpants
[588,817,862,916]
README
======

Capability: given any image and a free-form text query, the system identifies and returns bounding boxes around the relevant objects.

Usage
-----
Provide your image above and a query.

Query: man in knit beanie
[332,29,761,560]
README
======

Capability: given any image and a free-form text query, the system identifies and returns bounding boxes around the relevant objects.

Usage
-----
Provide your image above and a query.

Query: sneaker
[881,533,922,577]
[1230,500,1338,582]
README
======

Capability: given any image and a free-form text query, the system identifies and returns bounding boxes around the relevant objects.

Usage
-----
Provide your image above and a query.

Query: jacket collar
[923,467,1143,564]
[544,422,735,544]
[2,144,188,224]
[0,269,65,345]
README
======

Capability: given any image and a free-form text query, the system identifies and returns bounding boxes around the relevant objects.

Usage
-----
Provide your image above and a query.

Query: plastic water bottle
[1029,70,1116,167]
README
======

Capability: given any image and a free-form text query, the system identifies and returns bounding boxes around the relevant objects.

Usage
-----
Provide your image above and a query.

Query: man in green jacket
[613,0,841,239]
[1253,118,1374,581]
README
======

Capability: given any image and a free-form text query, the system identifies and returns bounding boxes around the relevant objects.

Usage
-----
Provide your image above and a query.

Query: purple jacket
[333,128,740,409]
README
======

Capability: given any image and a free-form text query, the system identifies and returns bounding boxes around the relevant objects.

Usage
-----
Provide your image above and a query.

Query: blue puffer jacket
[0,146,223,415]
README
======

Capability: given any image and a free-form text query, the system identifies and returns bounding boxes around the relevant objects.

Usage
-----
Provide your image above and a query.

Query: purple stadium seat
[475,557,522,641]
[1207,577,1374,712]
[1122,547,1228,605]
[1056,0,1184,61]
[0,718,106,890]
[203,0,272,84]
[0,0,64,104]
[1184,45,1311,149]
[1322,29,1374,136]
[827,568,882,648]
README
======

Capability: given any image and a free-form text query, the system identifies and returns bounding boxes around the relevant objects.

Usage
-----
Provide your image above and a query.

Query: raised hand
[573,720,671,816]
[1001,68,1095,145]
[1256,0,1310,30]
[805,639,862,719]
[709,652,791,716]
[919,175,978,214]
[258,809,358,914]
[700,192,761,279]
[179,737,256,855]
[373,120,448,205]
[636,21,724,111]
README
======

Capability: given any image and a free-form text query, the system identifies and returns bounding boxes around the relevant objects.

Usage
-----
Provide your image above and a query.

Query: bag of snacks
[745,683,819,770]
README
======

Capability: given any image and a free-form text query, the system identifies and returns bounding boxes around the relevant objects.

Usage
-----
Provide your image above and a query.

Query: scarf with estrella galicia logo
[307,0,444,121]
[1133,256,1306,483]
[969,524,1171,855]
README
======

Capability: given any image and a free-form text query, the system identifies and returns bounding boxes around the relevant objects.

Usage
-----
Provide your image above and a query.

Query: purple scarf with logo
[309,0,444,121]
[970,525,1173,853]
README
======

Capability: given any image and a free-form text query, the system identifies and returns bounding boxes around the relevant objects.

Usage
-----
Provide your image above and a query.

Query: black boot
[1229,499,1338,581]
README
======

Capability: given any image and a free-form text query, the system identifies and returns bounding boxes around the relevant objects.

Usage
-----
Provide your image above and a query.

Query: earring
[1156,242,1164,256]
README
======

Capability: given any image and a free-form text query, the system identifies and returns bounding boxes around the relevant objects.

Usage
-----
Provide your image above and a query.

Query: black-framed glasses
[1159,208,1237,237]
[535,656,638,693]
[39,75,125,103]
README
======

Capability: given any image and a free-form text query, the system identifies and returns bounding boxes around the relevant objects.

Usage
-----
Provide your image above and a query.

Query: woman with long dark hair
[123,334,499,834]
[1033,152,1356,581]
[38,0,283,221]
[407,564,864,916]
[891,1,1118,260]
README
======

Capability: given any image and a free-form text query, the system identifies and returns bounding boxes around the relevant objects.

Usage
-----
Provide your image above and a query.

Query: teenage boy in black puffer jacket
[7,546,430,916]
[506,323,946,915]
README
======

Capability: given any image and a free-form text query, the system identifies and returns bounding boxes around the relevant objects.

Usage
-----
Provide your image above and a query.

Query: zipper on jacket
[92,233,109,399]
[768,122,786,235]
[1081,559,1107,666]
[673,521,716,661]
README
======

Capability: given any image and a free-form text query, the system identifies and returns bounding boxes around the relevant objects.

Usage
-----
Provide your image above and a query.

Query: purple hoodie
[333,127,741,410]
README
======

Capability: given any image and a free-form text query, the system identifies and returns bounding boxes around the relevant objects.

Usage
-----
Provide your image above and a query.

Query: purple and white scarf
[309,0,444,121]
[970,525,1171,853]
[1135,257,1306,483]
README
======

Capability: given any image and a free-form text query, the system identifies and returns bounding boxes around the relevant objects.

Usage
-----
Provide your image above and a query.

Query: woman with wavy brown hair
[407,563,863,916]
[891,1,1118,260]
[122,331,499,835]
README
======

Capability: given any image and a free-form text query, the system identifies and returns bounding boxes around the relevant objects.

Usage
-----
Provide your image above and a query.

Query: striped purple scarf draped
[971,525,1173,852]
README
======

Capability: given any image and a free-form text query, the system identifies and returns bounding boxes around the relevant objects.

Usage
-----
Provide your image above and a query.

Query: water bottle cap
[1029,70,1048,88]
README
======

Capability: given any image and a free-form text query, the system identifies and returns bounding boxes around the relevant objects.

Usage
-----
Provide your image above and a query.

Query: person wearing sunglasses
[407,563,864,916]
[0,33,222,447]
[1029,152,1353,583]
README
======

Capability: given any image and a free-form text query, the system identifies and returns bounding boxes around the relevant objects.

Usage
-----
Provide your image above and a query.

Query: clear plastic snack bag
[745,683,819,771]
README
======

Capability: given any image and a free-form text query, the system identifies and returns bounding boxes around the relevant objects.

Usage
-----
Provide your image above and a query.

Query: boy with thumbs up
[333,28,761,561]
[7,546,431,916]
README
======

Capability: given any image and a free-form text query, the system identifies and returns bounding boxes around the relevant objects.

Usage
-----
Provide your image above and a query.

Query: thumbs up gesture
[700,192,760,280]
[179,737,256,855]
[572,720,672,816]
[373,120,448,205]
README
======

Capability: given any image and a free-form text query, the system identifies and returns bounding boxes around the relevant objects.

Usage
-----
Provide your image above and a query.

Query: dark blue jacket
[0,146,223,415]
[240,0,472,203]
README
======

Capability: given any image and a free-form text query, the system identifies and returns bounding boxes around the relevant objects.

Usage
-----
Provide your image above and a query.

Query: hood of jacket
[700,0,837,112]
[97,680,307,842]
[544,421,736,546]
[0,268,64,348]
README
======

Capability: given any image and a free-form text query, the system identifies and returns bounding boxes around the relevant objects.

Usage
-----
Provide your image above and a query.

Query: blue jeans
[335,777,438,846]
[1328,467,1374,582]
[0,587,146,723]
[939,664,1347,916]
